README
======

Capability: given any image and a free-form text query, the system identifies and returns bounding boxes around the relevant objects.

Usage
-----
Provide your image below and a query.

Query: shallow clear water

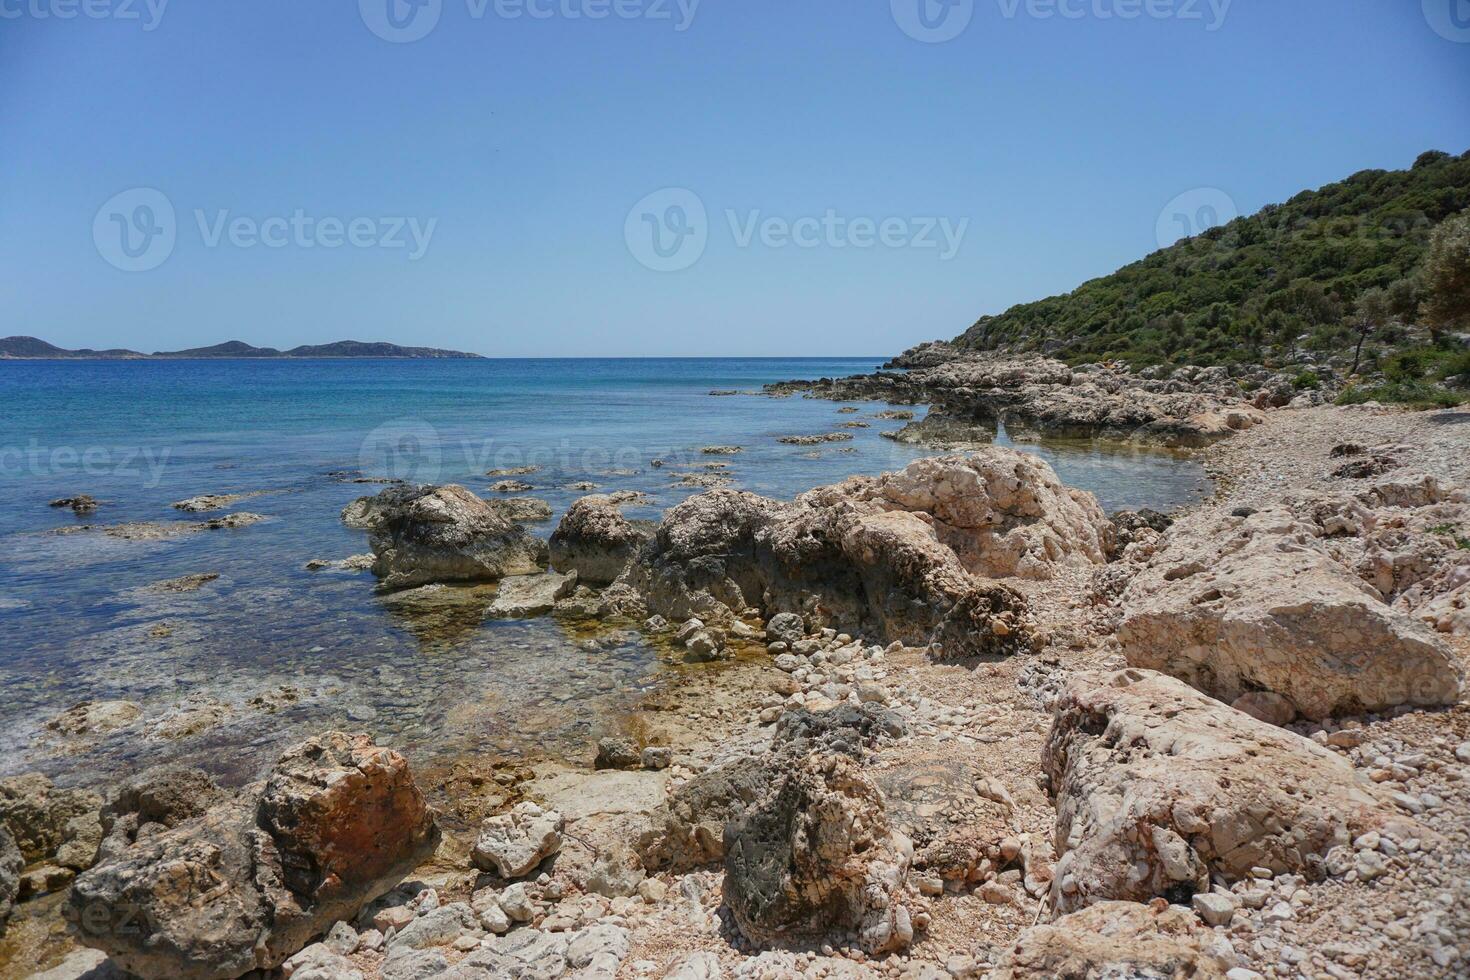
[0,358,1209,788]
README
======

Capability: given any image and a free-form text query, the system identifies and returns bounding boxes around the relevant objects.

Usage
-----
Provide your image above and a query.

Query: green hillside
[958,149,1470,392]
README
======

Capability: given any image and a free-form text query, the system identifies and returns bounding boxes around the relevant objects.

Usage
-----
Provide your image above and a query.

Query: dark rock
[594,737,641,771]
[723,753,914,954]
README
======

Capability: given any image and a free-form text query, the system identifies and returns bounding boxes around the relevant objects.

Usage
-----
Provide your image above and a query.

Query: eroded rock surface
[550,494,655,584]
[1118,486,1464,719]
[990,899,1234,979]
[362,485,549,589]
[723,753,914,954]
[1045,669,1416,913]
[69,732,440,980]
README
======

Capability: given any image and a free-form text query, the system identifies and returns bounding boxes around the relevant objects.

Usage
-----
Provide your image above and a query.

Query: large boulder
[804,450,1113,579]
[549,495,654,584]
[1118,504,1463,719]
[723,753,914,955]
[69,732,440,980]
[1045,670,1415,913]
[638,754,773,873]
[619,481,1037,658]
[989,900,1234,979]
[364,485,548,590]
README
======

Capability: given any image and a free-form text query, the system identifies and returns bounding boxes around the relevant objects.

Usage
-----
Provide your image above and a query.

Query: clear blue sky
[3,1,1467,356]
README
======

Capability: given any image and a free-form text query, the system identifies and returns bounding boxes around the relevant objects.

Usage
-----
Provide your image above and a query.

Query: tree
[1351,287,1390,376]
[1420,210,1470,343]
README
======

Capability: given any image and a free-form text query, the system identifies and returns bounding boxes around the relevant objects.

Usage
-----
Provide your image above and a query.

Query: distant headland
[0,336,484,360]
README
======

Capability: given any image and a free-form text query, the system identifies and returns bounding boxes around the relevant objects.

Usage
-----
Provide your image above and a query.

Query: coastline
[1,366,1466,979]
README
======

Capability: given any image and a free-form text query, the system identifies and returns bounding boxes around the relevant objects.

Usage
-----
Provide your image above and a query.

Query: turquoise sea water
[0,358,1209,787]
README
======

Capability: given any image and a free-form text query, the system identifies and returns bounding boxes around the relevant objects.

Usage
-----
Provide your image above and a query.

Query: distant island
[0,337,484,360]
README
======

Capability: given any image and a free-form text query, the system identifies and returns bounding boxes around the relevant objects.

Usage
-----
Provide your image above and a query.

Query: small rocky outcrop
[805,451,1113,579]
[549,495,654,585]
[618,464,1041,658]
[49,494,99,515]
[1118,496,1464,720]
[69,732,440,980]
[0,825,20,936]
[485,570,577,618]
[483,496,553,524]
[723,753,914,954]
[0,773,103,884]
[361,484,548,590]
[97,767,228,862]
[471,802,565,879]
[989,899,1235,979]
[1044,669,1416,913]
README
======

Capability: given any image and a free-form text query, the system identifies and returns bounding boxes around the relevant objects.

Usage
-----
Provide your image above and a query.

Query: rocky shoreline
[763,344,1343,447]
[2,388,1468,978]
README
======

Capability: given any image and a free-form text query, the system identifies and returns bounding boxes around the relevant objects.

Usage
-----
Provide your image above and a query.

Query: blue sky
[3,0,1467,356]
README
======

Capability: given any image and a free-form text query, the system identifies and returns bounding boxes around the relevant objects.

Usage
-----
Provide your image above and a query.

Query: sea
[0,357,1210,788]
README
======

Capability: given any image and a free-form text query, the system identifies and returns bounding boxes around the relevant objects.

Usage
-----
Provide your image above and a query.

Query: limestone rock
[0,825,20,936]
[804,450,1113,579]
[620,484,1037,658]
[723,753,914,954]
[0,773,103,871]
[1118,505,1462,719]
[990,900,1233,979]
[1045,670,1415,913]
[471,802,564,879]
[485,570,578,618]
[638,754,772,872]
[98,766,228,861]
[550,494,654,585]
[43,700,142,738]
[483,496,553,524]
[69,732,440,980]
[364,484,548,589]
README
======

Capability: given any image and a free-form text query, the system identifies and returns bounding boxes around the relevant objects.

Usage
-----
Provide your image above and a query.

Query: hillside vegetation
[957,149,1470,402]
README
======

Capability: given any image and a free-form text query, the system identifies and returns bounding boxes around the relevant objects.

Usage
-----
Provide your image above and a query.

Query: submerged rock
[69,732,440,980]
[49,494,99,515]
[363,484,548,590]
[485,570,578,618]
[1045,669,1417,913]
[723,753,914,954]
